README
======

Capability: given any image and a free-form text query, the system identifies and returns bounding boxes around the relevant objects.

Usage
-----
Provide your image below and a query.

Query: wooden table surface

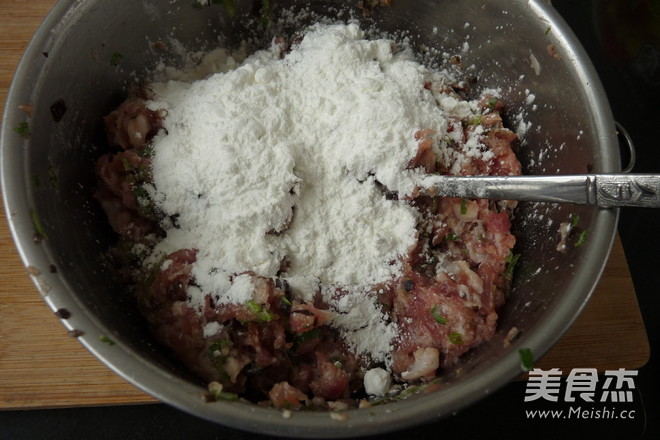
[0,0,651,410]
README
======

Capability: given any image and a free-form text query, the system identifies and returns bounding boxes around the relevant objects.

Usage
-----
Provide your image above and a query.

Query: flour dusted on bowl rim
[94,22,521,409]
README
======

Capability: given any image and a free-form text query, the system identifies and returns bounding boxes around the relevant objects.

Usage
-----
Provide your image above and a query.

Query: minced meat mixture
[94,23,521,410]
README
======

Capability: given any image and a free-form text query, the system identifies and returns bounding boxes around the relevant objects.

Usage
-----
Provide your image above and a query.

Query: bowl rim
[0,0,619,437]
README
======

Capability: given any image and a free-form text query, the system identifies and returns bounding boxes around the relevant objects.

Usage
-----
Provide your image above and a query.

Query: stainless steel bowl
[0,0,619,437]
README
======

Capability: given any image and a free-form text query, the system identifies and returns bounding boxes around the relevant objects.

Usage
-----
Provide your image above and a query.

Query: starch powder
[141,23,488,364]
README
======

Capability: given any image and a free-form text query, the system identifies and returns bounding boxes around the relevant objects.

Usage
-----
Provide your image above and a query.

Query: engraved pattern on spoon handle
[428,175,660,207]
[590,175,660,208]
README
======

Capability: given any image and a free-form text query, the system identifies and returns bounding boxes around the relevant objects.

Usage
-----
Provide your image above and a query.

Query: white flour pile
[141,22,489,364]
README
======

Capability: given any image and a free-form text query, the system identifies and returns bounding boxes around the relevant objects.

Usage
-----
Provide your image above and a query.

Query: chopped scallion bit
[30,208,48,239]
[139,145,154,158]
[14,121,30,138]
[144,256,166,286]
[575,229,589,247]
[110,52,123,66]
[460,198,468,215]
[295,328,320,345]
[444,233,460,241]
[245,300,261,314]
[448,332,463,345]
[503,253,520,281]
[486,97,498,109]
[429,304,446,324]
[99,335,116,346]
[519,347,533,371]
[120,156,134,171]
[209,339,232,353]
[470,115,483,126]
[137,164,149,181]
[48,166,59,189]
[245,300,275,322]
[260,0,271,28]
[210,0,236,16]
[222,0,236,16]
[214,390,239,401]
[569,213,580,228]
[207,381,238,401]
[260,310,275,322]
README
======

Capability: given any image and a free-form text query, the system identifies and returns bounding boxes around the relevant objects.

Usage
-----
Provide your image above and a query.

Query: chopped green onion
[545,26,551,35]
[280,296,292,306]
[295,328,320,344]
[260,310,276,322]
[139,145,154,158]
[503,253,520,281]
[370,377,443,405]
[212,390,239,401]
[99,335,116,346]
[519,347,533,372]
[209,339,232,353]
[369,377,443,405]
[429,305,446,324]
[448,332,463,345]
[486,97,498,109]
[210,0,236,16]
[136,164,150,182]
[245,300,275,322]
[444,233,461,242]
[221,0,236,16]
[14,121,30,138]
[469,115,483,126]
[397,384,422,400]
[133,185,147,199]
[460,198,468,215]
[48,166,59,189]
[120,156,134,172]
[575,229,589,247]
[30,208,48,239]
[245,300,261,314]
[110,52,123,66]
[144,256,166,286]
[569,213,580,228]
[210,363,230,382]
[260,0,271,29]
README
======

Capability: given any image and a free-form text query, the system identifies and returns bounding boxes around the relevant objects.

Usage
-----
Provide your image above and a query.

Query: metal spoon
[422,174,660,208]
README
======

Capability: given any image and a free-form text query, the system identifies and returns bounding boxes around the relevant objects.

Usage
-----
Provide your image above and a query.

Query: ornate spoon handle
[424,174,660,208]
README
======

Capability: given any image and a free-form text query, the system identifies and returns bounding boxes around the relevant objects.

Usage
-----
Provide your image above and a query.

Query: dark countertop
[1,1,658,439]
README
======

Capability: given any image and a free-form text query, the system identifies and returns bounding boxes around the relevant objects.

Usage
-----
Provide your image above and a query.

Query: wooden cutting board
[0,0,650,410]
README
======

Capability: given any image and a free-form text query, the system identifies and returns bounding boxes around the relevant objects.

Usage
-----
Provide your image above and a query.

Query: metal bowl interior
[0,0,619,437]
